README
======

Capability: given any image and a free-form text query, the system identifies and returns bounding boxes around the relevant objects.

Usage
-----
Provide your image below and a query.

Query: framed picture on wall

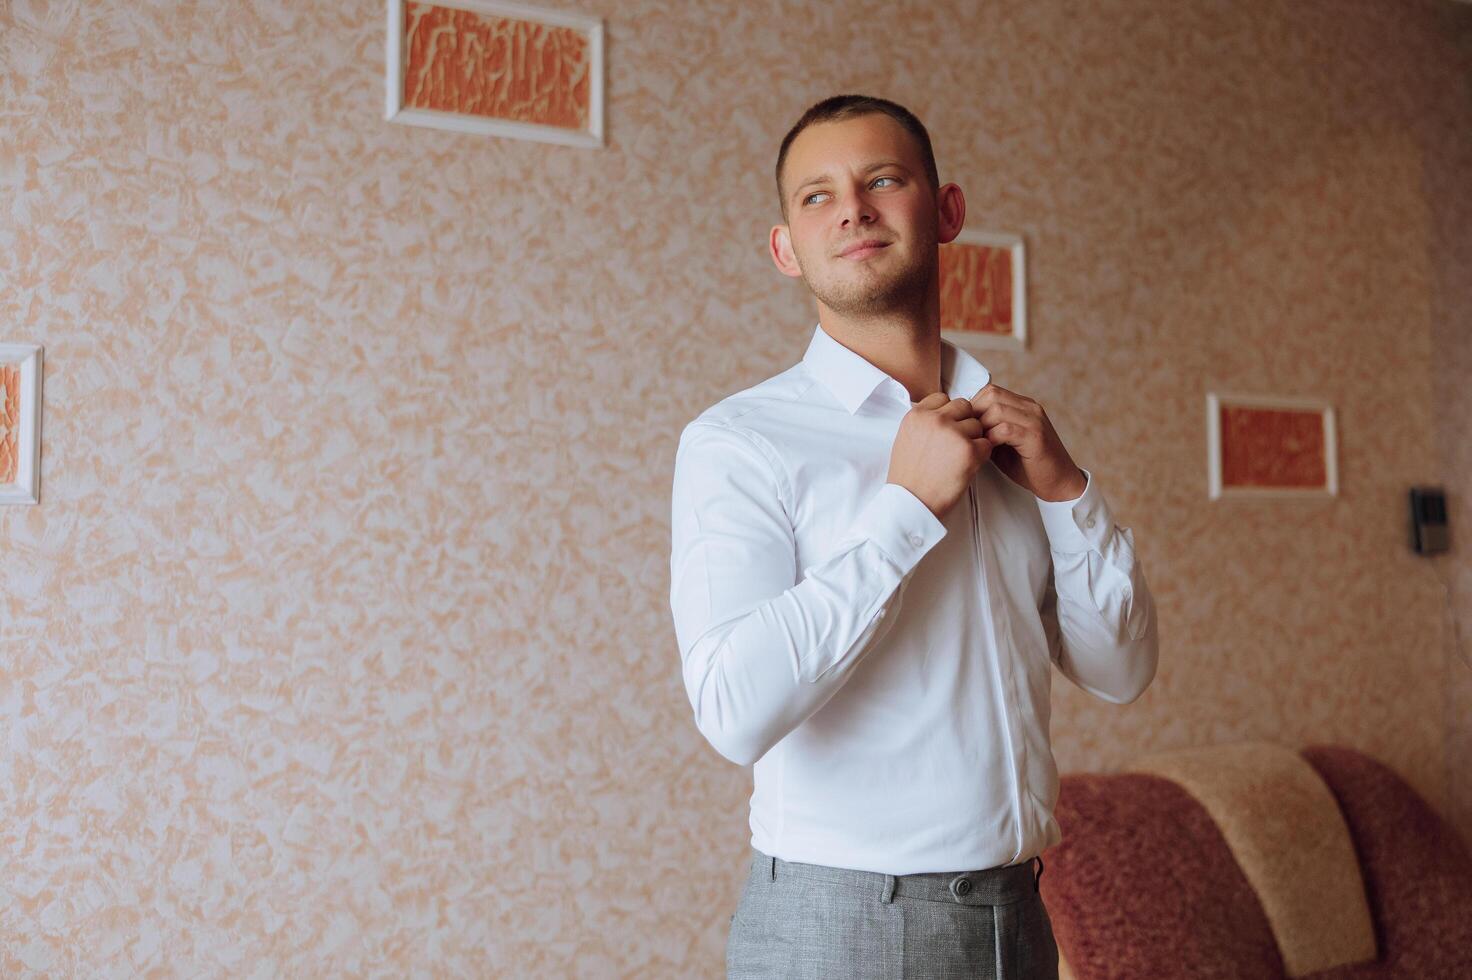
[0,343,42,506]
[385,0,605,147]
[939,228,1026,352]
[1206,391,1338,500]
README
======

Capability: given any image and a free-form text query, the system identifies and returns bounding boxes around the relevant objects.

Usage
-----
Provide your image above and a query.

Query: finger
[969,383,1016,412]
[982,419,1039,452]
[983,420,1017,446]
[954,417,985,439]
[976,401,1033,431]
[917,391,951,409]
[936,396,978,422]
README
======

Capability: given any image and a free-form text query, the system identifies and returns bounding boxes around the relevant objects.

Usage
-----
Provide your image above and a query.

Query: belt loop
[769,855,776,882]
[881,873,896,904]
[1034,855,1045,892]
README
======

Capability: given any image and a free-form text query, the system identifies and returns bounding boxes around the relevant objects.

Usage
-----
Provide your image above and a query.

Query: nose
[838,188,876,228]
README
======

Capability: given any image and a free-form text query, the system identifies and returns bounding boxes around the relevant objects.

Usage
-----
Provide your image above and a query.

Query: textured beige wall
[1426,4,1472,865]
[1,0,1469,974]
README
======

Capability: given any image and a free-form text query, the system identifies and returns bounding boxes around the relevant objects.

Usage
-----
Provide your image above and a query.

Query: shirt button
[908,533,924,548]
[1085,517,1096,528]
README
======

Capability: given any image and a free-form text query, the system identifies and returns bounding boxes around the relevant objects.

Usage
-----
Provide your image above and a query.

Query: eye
[872,176,899,188]
[802,191,829,206]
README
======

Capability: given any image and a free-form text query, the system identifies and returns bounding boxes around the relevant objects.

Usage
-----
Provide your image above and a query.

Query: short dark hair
[775,94,940,221]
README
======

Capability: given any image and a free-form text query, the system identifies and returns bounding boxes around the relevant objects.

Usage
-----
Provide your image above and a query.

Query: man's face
[772,113,940,318]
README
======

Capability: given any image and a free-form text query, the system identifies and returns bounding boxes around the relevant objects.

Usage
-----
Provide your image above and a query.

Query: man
[668,94,1159,978]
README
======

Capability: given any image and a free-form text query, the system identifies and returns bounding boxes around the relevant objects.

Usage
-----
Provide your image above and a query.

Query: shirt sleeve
[1034,467,1159,704]
[669,420,947,766]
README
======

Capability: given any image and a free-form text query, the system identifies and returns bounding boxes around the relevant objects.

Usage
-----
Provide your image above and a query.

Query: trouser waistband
[753,848,1044,907]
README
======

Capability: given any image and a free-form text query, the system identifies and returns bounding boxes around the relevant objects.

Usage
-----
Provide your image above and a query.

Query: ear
[935,182,966,245]
[769,224,804,279]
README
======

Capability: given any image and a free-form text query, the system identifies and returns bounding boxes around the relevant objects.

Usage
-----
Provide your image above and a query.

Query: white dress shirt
[668,321,1159,875]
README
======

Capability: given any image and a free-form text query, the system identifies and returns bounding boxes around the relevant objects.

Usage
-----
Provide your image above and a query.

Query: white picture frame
[939,228,1027,353]
[385,0,605,148]
[1207,391,1338,501]
[0,343,42,506]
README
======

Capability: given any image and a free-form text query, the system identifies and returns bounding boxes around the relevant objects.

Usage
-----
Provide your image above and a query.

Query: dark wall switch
[1410,486,1449,555]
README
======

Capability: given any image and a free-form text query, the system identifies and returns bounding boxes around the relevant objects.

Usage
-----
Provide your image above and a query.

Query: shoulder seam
[712,367,823,424]
[683,419,795,519]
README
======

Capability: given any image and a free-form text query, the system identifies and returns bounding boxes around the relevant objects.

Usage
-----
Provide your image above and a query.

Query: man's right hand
[886,391,993,520]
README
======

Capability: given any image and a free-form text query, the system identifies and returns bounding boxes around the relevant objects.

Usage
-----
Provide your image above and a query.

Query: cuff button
[908,533,924,547]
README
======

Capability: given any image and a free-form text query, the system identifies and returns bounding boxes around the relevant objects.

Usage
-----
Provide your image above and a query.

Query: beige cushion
[1131,741,1376,977]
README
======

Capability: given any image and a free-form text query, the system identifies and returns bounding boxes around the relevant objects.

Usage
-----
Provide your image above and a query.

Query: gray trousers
[726,848,1059,979]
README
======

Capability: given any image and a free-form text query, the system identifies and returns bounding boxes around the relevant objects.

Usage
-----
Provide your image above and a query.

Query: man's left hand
[968,383,1087,502]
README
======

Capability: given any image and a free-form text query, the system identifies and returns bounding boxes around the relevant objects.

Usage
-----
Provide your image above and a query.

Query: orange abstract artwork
[1219,405,1327,489]
[0,364,17,484]
[401,1,591,131]
[939,241,1014,335]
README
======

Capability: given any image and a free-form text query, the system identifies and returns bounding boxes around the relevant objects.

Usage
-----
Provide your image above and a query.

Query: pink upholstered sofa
[1040,742,1472,979]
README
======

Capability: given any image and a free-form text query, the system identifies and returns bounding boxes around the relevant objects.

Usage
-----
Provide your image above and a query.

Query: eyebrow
[791,160,912,203]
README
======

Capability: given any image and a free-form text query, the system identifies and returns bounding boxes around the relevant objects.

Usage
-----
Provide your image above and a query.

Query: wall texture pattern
[1,0,1469,975]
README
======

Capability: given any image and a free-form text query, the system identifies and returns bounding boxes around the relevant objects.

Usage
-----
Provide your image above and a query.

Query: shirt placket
[969,478,1028,864]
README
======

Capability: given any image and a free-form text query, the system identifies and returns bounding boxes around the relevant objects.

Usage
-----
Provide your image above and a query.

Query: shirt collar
[801,320,992,415]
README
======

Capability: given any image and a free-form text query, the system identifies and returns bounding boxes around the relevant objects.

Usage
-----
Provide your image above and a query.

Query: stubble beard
[798,225,938,320]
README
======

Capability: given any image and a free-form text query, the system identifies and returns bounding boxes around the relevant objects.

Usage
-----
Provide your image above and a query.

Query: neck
[816,288,945,403]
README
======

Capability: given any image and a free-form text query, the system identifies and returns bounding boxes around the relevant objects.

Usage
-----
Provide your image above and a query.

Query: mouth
[838,239,891,260]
